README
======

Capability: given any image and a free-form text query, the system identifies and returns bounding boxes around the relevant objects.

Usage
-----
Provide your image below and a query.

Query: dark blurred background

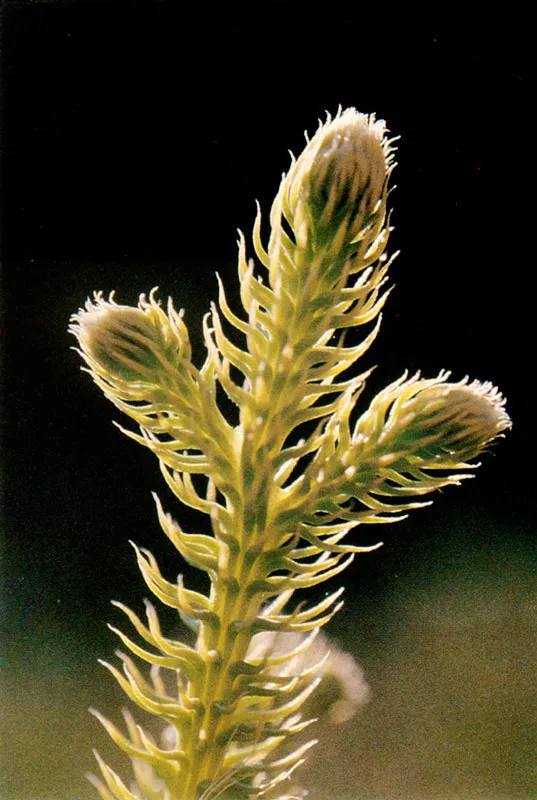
[1,3,534,799]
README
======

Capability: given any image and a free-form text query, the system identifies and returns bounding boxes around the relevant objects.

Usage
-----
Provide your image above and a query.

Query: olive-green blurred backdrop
[2,4,533,799]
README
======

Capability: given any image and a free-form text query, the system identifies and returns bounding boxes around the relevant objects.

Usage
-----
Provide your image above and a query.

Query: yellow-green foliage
[70,109,510,800]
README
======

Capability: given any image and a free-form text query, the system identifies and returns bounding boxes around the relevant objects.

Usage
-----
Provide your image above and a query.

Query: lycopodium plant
[71,108,511,799]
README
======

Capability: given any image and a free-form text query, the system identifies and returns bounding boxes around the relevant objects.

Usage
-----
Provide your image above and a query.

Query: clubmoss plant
[70,108,511,799]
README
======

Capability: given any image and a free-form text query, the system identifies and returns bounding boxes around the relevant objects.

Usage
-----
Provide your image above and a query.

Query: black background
[1,4,534,799]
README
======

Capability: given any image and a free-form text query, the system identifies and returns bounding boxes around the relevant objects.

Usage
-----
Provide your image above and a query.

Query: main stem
[180,247,331,796]
[181,443,276,797]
